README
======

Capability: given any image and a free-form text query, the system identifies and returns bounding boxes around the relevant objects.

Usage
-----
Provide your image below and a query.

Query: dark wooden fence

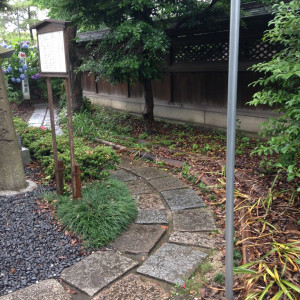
[79,10,276,113]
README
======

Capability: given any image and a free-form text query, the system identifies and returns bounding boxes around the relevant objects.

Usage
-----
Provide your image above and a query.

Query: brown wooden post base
[55,160,65,195]
[72,164,82,199]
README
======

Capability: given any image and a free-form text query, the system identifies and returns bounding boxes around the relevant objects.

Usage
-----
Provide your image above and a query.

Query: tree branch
[174,0,220,30]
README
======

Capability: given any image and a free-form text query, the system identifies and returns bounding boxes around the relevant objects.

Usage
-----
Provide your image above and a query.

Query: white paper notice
[38,31,67,73]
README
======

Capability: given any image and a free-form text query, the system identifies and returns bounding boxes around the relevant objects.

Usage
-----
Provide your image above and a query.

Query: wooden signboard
[31,20,81,198]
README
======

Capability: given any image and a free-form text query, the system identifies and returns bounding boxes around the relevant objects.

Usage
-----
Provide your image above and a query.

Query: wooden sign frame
[32,20,71,78]
[31,20,81,199]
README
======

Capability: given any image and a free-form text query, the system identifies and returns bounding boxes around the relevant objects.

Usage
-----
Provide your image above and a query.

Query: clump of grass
[46,178,137,249]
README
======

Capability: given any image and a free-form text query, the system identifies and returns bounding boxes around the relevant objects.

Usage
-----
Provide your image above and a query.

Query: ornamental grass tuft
[46,178,137,249]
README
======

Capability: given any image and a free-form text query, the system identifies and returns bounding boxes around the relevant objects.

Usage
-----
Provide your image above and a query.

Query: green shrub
[248,0,300,184]
[46,178,137,248]
[13,116,29,134]
[14,118,120,182]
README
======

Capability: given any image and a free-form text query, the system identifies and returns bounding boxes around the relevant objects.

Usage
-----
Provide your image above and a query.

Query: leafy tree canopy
[1,0,40,43]
[32,0,275,132]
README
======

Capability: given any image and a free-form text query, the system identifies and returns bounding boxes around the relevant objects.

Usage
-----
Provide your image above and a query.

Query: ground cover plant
[44,178,137,249]
[13,116,136,252]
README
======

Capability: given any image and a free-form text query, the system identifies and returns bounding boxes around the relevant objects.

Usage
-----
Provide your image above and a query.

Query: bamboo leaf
[258,281,274,300]
[281,279,300,294]
[270,290,283,300]
[265,265,276,279]
[233,267,257,274]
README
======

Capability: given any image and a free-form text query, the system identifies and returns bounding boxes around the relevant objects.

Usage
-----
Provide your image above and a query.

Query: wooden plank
[96,78,127,97]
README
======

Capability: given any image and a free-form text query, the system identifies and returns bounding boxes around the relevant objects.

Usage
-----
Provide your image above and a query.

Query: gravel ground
[0,169,86,296]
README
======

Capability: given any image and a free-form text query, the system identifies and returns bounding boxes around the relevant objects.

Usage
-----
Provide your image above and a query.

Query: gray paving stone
[111,169,138,182]
[173,208,216,232]
[120,157,147,170]
[92,274,169,300]
[133,193,165,210]
[60,251,138,296]
[33,103,48,108]
[28,110,45,126]
[161,188,205,211]
[137,243,207,285]
[149,176,188,192]
[169,231,215,249]
[135,209,168,224]
[0,279,70,300]
[111,224,166,255]
[125,179,155,194]
[131,167,168,180]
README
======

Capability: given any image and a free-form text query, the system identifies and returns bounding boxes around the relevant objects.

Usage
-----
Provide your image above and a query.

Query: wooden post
[65,77,78,199]
[74,165,82,199]
[56,160,65,195]
[46,77,61,195]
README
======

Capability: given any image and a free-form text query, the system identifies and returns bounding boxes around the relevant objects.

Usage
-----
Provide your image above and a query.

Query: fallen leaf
[9,268,16,275]
[199,288,206,297]
[66,288,78,294]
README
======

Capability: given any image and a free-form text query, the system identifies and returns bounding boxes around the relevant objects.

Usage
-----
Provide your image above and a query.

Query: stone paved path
[1,107,218,299]
[27,103,63,135]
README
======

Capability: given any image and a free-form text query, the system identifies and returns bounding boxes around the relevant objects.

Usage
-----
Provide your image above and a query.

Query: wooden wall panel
[81,72,97,93]
[152,73,171,103]
[96,78,127,97]
[129,82,143,99]
[172,72,227,107]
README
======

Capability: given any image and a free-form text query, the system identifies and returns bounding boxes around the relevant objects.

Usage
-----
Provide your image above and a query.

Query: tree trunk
[0,63,27,191]
[142,78,156,134]
[67,25,83,112]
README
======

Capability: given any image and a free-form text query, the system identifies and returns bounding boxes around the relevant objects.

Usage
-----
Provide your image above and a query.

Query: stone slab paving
[137,243,207,285]
[111,169,138,182]
[0,280,70,300]
[92,274,169,300]
[125,179,156,195]
[119,157,147,170]
[161,188,205,211]
[27,105,63,135]
[149,176,188,192]
[28,108,46,126]
[169,231,215,249]
[173,208,217,232]
[131,167,168,180]
[135,209,168,224]
[60,251,138,297]
[133,193,165,210]
[111,224,166,255]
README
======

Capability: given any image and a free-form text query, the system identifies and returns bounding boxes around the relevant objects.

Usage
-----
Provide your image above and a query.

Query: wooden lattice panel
[173,42,229,63]
[172,38,279,64]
